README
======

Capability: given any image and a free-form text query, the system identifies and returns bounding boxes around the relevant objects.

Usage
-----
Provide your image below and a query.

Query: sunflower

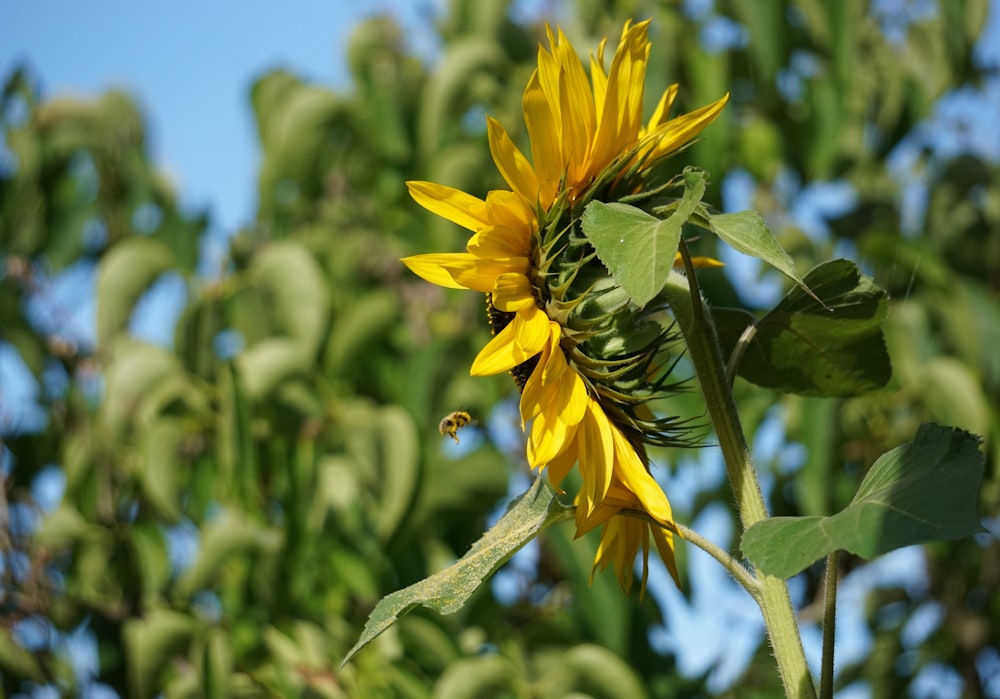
[402,20,728,594]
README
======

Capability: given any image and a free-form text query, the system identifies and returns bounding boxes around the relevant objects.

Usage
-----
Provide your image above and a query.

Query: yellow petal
[400,253,477,289]
[546,439,578,490]
[646,83,678,131]
[485,189,535,232]
[527,406,574,467]
[651,524,680,587]
[401,253,527,292]
[522,70,561,209]
[578,401,614,509]
[471,315,543,376]
[406,181,488,232]
[671,253,725,269]
[467,225,529,258]
[613,429,674,527]
[647,92,730,161]
[487,116,539,205]
[519,330,555,425]
[513,305,550,356]
[492,272,537,312]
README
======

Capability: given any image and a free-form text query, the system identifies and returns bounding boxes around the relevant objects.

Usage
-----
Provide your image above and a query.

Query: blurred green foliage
[1,0,997,696]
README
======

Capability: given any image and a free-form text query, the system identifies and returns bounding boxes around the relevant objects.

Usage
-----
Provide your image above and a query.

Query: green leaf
[252,241,330,353]
[96,238,174,347]
[141,419,185,522]
[432,655,518,698]
[201,628,234,699]
[130,524,171,600]
[374,405,420,542]
[741,424,986,578]
[707,208,818,302]
[582,168,705,308]
[236,338,309,399]
[99,338,184,441]
[558,644,651,699]
[342,477,573,665]
[175,509,283,598]
[0,628,46,682]
[124,608,200,699]
[715,259,891,396]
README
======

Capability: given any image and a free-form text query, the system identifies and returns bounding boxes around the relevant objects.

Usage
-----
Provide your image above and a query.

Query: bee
[438,410,474,444]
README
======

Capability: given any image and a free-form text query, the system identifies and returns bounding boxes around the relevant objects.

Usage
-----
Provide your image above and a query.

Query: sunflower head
[402,19,728,594]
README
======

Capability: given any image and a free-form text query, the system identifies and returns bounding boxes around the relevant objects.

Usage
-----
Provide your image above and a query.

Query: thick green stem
[820,552,839,699]
[663,253,816,699]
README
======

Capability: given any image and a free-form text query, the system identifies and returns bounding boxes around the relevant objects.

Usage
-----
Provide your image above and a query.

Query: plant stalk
[663,248,816,699]
[820,552,839,699]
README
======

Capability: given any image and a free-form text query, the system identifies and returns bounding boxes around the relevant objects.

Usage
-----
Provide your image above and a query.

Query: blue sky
[2,0,442,233]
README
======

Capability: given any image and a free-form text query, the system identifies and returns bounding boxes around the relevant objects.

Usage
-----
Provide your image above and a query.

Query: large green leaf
[741,424,986,578]
[342,476,573,665]
[582,169,705,308]
[714,259,890,396]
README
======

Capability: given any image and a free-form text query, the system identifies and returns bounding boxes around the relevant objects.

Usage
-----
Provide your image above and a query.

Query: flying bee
[438,410,474,444]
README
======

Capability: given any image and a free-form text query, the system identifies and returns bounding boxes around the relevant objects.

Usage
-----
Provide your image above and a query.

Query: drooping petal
[612,428,674,527]
[406,181,489,232]
[485,189,536,233]
[576,401,614,516]
[512,305,551,357]
[546,438,578,489]
[400,253,479,290]
[651,524,680,586]
[527,403,577,467]
[470,313,546,376]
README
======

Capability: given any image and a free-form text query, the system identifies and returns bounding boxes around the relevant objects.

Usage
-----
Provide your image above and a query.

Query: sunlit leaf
[742,424,986,578]
[374,405,420,542]
[96,238,173,347]
[433,655,517,698]
[342,477,573,665]
[707,209,818,302]
[252,241,330,353]
[141,419,185,522]
[582,168,705,308]
[124,609,201,699]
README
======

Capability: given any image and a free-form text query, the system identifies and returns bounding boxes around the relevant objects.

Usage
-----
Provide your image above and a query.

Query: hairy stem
[663,248,816,699]
[675,521,762,602]
[820,552,839,699]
